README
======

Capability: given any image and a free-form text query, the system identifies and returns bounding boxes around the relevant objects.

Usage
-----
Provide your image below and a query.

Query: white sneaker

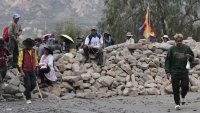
[181,98,186,105]
[26,100,32,104]
[175,105,181,110]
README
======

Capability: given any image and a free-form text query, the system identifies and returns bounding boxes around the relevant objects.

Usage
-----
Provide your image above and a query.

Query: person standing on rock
[34,38,46,62]
[165,33,194,110]
[83,26,104,65]
[8,12,22,68]
[18,38,38,104]
[125,32,135,44]
[0,39,12,101]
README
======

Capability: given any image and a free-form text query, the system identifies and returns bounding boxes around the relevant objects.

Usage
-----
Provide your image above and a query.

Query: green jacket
[165,44,194,74]
[8,22,22,39]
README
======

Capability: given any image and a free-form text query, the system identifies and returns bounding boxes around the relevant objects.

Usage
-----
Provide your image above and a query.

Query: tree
[98,0,200,43]
[53,20,89,48]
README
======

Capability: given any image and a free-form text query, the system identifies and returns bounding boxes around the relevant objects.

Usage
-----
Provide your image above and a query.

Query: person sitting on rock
[38,46,57,85]
[125,32,135,44]
[83,26,104,65]
[104,31,115,47]
[18,38,38,104]
[161,35,170,43]
[76,35,85,52]
[0,39,12,101]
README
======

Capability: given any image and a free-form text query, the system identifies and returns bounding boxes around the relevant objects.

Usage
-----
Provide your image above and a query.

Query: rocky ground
[0,92,199,113]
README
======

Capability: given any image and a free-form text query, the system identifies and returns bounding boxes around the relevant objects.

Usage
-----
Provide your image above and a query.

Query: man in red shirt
[0,39,12,101]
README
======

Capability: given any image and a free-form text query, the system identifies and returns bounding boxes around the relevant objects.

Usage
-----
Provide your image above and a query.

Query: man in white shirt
[125,32,135,44]
[84,26,104,65]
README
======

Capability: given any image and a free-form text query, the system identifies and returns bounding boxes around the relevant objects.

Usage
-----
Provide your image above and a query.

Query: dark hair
[44,47,53,55]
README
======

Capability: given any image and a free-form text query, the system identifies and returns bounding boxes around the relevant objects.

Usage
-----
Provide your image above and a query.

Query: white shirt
[85,34,103,48]
[39,54,57,81]
[126,38,135,44]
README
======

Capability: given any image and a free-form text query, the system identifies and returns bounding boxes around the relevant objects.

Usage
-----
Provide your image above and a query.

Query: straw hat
[161,35,170,40]
[126,32,133,37]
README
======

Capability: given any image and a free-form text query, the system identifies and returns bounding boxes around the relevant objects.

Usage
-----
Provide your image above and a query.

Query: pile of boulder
[3,39,200,100]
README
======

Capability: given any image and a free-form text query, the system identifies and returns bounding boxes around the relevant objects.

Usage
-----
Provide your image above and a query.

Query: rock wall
[3,40,200,100]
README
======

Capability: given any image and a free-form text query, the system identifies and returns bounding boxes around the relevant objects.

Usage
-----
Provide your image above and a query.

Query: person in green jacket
[165,33,194,110]
[7,12,22,68]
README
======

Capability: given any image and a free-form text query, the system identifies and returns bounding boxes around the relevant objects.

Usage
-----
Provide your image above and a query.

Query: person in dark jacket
[165,33,194,110]
[0,39,11,101]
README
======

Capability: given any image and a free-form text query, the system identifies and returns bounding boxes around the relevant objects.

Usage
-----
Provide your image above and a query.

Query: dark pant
[83,46,103,65]
[8,38,19,68]
[171,73,189,105]
[39,67,52,85]
[23,71,36,100]
[0,67,7,95]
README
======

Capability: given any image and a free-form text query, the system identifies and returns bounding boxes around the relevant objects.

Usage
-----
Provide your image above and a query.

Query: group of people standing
[0,13,57,104]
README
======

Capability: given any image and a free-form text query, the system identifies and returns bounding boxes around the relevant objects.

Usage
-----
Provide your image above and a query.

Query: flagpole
[148,3,150,27]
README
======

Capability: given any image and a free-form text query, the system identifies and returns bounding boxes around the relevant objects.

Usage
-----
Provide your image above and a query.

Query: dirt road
[0,92,199,113]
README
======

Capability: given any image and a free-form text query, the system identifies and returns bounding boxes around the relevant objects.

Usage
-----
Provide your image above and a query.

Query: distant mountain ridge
[0,0,104,37]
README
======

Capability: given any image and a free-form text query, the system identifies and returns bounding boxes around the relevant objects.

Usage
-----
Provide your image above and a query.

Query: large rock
[123,88,139,96]
[146,88,160,95]
[91,73,101,79]
[63,70,74,76]
[72,62,84,76]
[75,52,84,62]
[191,86,199,92]
[19,84,25,93]
[4,84,19,94]
[98,76,114,87]
[106,70,116,77]
[9,77,20,86]
[81,73,91,80]
[49,85,62,96]
[62,76,80,83]
[189,76,200,86]
[76,92,96,99]
[127,43,143,49]
[137,62,149,70]
[62,53,74,62]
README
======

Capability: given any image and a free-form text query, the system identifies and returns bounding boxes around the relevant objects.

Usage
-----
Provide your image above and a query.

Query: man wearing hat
[8,12,22,68]
[84,26,104,65]
[162,35,170,43]
[0,39,11,101]
[165,33,194,110]
[125,32,135,44]
[18,38,38,104]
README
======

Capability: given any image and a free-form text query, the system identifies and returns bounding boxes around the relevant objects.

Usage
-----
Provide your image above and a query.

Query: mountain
[0,0,104,37]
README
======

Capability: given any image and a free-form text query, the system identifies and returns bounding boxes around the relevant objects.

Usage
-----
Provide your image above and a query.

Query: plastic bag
[186,58,191,70]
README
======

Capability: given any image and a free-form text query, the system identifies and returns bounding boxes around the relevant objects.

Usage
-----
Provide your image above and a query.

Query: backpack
[88,33,102,44]
[2,24,14,42]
